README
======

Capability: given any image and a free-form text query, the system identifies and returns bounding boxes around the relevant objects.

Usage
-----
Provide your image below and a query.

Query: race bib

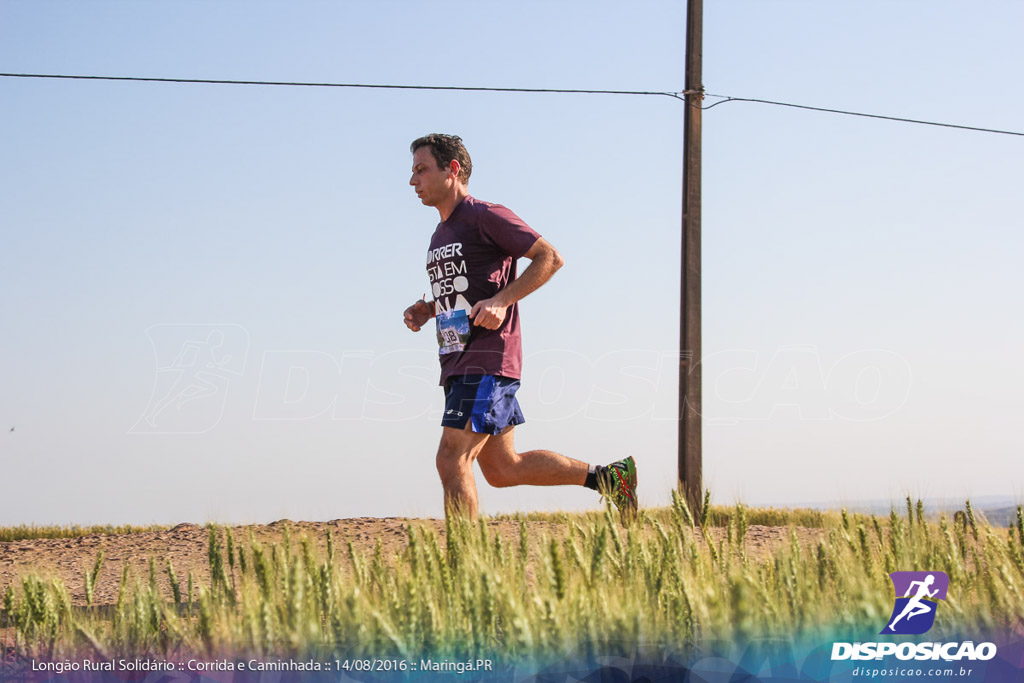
[436,309,471,355]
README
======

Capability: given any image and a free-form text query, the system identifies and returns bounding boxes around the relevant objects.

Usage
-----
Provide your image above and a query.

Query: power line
[702,93,1024,138]
[2,71,1022,138]
[0,72,687,102]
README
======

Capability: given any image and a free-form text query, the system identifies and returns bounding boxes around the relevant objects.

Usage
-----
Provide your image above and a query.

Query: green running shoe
[600,456,638,519]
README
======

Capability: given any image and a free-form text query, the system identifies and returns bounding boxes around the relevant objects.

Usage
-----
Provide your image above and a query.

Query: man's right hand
[403,299,434,332]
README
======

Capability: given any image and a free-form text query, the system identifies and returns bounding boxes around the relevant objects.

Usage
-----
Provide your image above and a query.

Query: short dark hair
[410,133,472,185]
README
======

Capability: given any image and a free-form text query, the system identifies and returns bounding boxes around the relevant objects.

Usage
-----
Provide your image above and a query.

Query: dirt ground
[0,518,825,608]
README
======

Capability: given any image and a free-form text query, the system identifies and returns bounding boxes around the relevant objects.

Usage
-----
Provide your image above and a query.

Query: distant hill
[980,506,1021,528]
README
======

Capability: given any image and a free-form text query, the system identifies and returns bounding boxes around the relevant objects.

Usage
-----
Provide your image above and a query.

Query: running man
[888,574,939,631]
[403,133,637,521]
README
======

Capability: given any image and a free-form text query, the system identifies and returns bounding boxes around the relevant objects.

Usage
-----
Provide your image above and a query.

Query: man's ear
[448,159,462,180]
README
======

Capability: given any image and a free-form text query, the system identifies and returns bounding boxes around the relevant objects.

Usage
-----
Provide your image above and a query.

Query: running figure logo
[881,571,949,635]
[131,324,249,434]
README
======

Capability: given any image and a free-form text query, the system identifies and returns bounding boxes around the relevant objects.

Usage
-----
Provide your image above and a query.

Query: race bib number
[436,309,471,355]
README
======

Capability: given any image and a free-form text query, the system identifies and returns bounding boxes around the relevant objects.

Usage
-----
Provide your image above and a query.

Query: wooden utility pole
[679,0,703,517]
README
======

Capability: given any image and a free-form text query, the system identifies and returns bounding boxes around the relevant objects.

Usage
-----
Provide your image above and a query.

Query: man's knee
[478,450,523,488]
[436,433,478,482]
[480,462,515,488]
[435,449,466,481]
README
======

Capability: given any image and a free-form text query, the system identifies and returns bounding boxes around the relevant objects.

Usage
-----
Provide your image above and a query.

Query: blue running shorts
[441,374,526,434]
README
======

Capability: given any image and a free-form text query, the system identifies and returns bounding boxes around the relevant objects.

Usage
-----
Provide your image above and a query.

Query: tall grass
[0,524,168,543]
[2,501,1023,664]
[497,503,830,528]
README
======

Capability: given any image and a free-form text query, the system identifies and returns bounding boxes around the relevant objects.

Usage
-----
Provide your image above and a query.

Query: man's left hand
[468,297,508,329]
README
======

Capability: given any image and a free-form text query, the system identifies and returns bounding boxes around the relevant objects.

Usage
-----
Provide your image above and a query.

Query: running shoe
[600,456,638,519]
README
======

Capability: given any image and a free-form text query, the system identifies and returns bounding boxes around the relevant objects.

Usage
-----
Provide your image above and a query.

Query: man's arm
[468,237,564,329]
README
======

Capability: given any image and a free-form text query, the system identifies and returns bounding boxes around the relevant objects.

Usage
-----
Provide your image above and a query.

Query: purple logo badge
[881,571,949,635]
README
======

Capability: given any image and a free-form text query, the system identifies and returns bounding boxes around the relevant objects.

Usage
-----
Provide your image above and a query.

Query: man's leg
[436,423,490,519]
[476,427,588,488]
[477,427,638,519]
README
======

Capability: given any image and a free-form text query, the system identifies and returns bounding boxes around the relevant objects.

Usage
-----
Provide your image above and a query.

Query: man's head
[410,134,472,186]
[409,134,473,213]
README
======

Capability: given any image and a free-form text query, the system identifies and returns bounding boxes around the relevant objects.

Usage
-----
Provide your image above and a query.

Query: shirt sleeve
[478,204,541,258]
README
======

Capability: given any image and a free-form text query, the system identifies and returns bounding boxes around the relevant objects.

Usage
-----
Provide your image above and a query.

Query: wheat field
[2,496,1022,674]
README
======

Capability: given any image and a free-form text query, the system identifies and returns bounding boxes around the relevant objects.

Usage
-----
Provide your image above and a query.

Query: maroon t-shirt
[426,196,540,385]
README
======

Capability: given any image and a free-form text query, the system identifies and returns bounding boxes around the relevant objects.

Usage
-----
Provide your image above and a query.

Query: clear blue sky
[2,1,1022,525]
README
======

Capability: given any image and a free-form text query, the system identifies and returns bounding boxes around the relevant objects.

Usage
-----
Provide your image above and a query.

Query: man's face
[409,146,453,207]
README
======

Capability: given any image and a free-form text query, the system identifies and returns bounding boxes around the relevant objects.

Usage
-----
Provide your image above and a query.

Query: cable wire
[0,72,687,102]
[703,93,1024,138]
[2,72,1022,138]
